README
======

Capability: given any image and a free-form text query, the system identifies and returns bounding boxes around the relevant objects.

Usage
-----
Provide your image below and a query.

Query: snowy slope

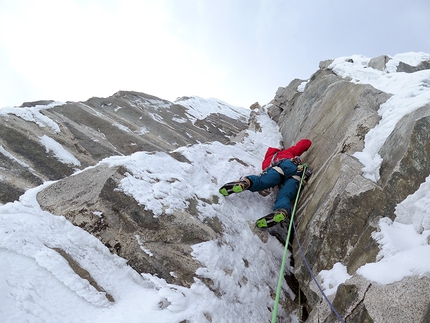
[0,103,298,322]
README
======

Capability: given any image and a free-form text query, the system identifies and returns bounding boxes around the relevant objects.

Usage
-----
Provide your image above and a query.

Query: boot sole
[256,212,286,229]
[219,184,244,196]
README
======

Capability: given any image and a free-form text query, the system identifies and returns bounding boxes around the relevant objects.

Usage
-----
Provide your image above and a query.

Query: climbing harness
[290,156,303,166]
[270,163,345,323]
[272,166,284,176]
[271,156,310,185]
[293,166,313,186]
[269,151,279,167]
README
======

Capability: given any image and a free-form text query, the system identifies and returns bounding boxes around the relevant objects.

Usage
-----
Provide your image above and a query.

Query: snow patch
[297,80,308,92]
[39,135,81,166]
[329,53,430,182]
[0,101,63,132]
[357,174,430,284]
[175,96,248,124]
[318,262,352,296]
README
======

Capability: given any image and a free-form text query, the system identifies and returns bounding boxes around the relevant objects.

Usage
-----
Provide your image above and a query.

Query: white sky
[1,0,430,108]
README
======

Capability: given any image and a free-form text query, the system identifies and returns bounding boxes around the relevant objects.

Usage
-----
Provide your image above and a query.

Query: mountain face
[0,92,247,204]
[0,93,250,291]
[1,53,430,322]
[269,54,430,322]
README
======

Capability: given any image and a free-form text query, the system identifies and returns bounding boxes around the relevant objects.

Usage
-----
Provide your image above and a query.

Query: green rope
[271,164,307,323]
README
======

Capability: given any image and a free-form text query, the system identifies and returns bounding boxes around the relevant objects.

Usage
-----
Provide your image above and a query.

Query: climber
[219,139,312,228]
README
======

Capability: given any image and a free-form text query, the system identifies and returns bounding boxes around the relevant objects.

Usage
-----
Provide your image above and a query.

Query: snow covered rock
[36,163,218,287]
[1,52,430,323]
[0,91,248,204]
[2,91,295,322]
[269,53,430,322]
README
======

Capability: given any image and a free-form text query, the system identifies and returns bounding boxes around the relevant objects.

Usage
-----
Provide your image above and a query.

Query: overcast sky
[1,0,429,109]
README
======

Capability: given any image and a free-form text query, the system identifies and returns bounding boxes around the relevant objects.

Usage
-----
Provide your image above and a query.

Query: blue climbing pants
[246,159,301,214]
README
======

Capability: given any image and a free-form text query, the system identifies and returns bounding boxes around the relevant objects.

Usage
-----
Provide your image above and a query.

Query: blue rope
[293,222,346,323]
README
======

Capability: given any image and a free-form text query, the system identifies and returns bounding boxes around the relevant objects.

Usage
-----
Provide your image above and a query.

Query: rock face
[0,92,248,288]
[1,54,430,322]
[0,92,247,204]
[268,55,430,321]
[36,163,220,288]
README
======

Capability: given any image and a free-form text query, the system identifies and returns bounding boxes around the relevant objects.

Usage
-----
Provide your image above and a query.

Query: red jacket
[261,139,312,170]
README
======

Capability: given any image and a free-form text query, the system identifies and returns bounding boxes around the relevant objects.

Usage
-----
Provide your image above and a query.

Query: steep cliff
[268,53,430,322]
